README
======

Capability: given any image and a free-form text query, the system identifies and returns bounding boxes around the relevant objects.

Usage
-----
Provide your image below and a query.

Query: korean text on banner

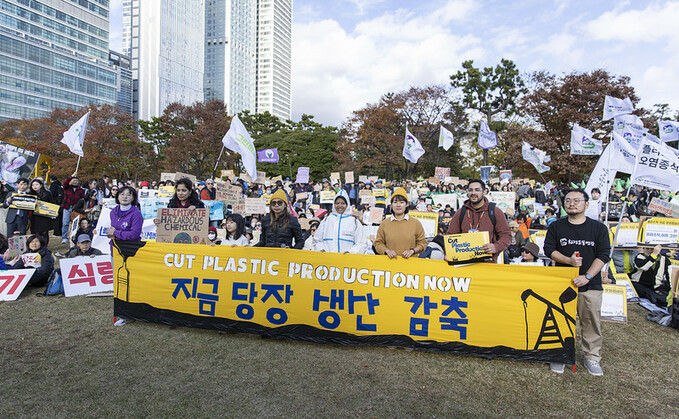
[61,255,114,297]
[0,269,35,301]
[112,241,579,364]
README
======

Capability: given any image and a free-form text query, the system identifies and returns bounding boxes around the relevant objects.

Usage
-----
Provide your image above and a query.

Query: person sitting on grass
[65,234,103,258]
[8,234,54,287]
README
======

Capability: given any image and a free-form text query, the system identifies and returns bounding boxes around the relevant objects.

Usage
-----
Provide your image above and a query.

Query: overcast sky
[109,0,679,127]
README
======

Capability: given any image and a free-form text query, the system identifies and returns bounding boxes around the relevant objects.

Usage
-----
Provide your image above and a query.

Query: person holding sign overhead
[255,189,305,249]
[373,188,426,259]
[446,179,511,262]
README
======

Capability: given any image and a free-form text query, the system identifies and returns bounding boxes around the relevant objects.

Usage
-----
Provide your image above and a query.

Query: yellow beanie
[270,188,288,205]
[391,187,408,203]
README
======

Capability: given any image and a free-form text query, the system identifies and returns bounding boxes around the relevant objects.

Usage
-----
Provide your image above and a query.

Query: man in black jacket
[544,189,611,376]
[49,175,63,237]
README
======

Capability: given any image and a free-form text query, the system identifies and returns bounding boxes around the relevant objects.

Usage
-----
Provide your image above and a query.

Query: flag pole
[75,156,81,174]
[603,134,614,226]
[211,145,225,179]
[606,183,634,269]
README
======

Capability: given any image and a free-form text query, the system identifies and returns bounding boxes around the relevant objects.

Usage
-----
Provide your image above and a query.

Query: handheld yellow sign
[444,232,492,263]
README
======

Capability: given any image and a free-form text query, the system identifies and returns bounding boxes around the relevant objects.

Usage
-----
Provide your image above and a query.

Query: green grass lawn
[2,286,678,418]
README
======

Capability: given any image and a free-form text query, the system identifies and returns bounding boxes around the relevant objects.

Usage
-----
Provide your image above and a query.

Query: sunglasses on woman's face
[270,200,285,207]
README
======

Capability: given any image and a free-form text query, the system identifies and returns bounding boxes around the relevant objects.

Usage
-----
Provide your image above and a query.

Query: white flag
[222,115,257,180]
[522,142,550,173]
[60,111,89,157]
[620,123,647,149]
[658,120,679,142]
[603,96,634,121]
[613,114,645,135]
[644,132,661,144]
[478,121,497,149]
[585,142,616,197]
[610,132,637,174]
[570,123,602,155]
[631,138,679,192]
[438,125,454,151]
[403,127,425,163]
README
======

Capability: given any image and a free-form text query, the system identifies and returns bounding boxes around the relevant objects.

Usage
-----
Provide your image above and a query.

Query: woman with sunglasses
[255,189,304,249]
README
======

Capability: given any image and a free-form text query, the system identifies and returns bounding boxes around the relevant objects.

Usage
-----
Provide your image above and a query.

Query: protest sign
[637,217,679,245]
[345,171,354,183]
[601,284,627,323]
[203,200,224,221]
[434,167,450,180]
[7,235,27,259]
[488,192,516,215]
[233,197,246,215]
[296,192,308,202]
[444,232,492,263]
[520,198,535,208]
[61,255,114,297]
[34,200,60,218]
[255,171,267,184]
[0,141,40,189]
[262,194,271,204]
[499,170,512,181]
[217,184,241,206]
[330,172,341,181]
[8,193,37,210]
[432,194,459,211]
[113,241,579,364]
[606,201,624,220]
[358,175,368,183]
[648,198,679,218]
[174,172,197,184]
[20,253,41,268]
[0,269,35,301]
[239,172,253,183]
[139,197,171,220]
[244,198,267,216]
[157,186,175,197]
[368,207,384,224]
[296,167,310,184]
[299,217,311,230]
[320,191,335,204]
[428,177,441,186]
[271,175,282,183]
[155,208,209,244]
[361,195,376,207]
[613,274,639,302]
[611,223,639,247]
[138,189,157,199]
[530,230,547,257]
[220,169,235,180]
[410,211,438,239]
[160,172,175,183]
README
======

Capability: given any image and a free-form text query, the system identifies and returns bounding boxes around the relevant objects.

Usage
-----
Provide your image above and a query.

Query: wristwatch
[584,273,592,280]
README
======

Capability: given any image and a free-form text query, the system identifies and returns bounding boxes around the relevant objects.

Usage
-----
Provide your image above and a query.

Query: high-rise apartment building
[131,0,205,121]
[0,0,118,122]
[204,0,256,115]
[203,0,291,120]
[254,0,291,120]
[109,50,132,115]
[121,0,132,56]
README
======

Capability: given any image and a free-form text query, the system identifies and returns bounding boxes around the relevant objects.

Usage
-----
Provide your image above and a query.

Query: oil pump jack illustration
[521,287,577,350]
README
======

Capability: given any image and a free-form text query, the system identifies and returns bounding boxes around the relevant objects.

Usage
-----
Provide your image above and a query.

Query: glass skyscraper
[131,0,205,121]
[109,50,132,115]
[0,0,118,122]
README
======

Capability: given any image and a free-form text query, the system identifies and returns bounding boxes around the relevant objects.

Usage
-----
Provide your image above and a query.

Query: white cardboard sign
[61,255,114,297]
[0,269,36,301]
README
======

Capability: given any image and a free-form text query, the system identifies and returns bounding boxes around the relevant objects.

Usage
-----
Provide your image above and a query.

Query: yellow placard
[410,211,439,238]
[34,200,60,218]
[320,191,335,204]
[637,217,679,245]
[443,232,492,263]
[8,193,37,210]
[158,186,175,197]
[113,241,578,363]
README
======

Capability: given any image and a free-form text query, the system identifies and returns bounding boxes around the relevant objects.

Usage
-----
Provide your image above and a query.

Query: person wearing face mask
[255,189,305,249]
[446,179,511,263]
[107,186,143,242]
[313,190,367,254]
[373,187,427,259]
[207,226,221,245]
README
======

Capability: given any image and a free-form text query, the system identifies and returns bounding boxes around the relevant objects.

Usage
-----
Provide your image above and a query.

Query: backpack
[44,268,63,296]
[458,202,497,231]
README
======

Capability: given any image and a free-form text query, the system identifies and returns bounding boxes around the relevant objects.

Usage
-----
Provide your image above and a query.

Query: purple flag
[257,148,279,163]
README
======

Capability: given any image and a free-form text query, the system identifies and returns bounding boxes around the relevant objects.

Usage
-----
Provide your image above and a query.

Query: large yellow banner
[113,241,579,363]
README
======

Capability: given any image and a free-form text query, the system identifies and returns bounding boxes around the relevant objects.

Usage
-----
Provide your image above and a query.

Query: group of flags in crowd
[60,95,679,194]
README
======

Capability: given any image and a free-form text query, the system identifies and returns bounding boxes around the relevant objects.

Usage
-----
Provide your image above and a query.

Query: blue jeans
[61,208,72,241]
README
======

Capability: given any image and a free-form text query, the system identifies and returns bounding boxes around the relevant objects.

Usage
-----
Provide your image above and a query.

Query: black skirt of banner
[113,240,575,364]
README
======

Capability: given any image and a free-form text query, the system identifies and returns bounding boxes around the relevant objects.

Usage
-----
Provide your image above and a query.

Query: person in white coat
[314,190,367,254]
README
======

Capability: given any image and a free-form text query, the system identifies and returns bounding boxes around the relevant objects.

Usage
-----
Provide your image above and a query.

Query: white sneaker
[584,359,604,376]
[549,363,565,374]
[114,317,128,326]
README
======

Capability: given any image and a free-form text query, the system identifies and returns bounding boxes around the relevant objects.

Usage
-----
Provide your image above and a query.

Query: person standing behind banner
[446,179,511,263]
[168,178,205,209]
[314,190,367,254]
[107,186,143,242]
[544,188,611,376]
[60,173,85,244]
[200,179,217,200]
[373,187,427,259]
[372,180,389,210]
[4,177,30,237]
[255,189,305,249]
[221,213,250,246]
[27,178,53,243]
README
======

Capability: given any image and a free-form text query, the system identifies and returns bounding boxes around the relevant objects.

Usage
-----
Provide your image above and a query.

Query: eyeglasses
[522,249,530,253]
[206,182,214,185]
[271,200,285,207]
[564,199,585,204]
